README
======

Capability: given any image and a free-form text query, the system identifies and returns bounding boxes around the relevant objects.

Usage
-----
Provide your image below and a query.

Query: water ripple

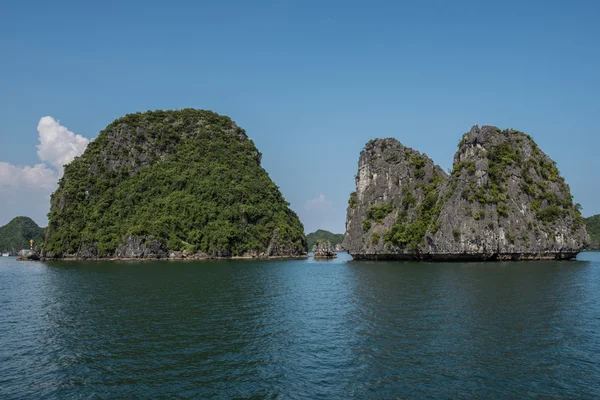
[1,253,599,399]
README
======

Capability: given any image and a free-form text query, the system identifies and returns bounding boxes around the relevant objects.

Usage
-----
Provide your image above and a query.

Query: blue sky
[1,0,599,232]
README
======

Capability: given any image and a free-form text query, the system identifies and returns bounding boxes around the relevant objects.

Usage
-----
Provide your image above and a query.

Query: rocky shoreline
[19,251,308,262]
[350,252,580,261]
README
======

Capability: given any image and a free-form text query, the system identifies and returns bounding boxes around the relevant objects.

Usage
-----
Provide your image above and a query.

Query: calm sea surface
[1,253,599,399]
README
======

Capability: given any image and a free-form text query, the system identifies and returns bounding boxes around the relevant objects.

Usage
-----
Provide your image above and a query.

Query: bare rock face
[313,240,337,259]
[17,249,40,261]
[115,235,169,259]
[344,127,588,261]
[343,138,447,259]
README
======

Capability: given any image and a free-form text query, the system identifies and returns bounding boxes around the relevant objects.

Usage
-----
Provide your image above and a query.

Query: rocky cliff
[43,109,307,259]
[344,126,588,260]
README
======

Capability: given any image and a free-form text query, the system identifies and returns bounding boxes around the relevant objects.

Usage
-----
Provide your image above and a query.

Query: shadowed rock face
[344,126,589,261]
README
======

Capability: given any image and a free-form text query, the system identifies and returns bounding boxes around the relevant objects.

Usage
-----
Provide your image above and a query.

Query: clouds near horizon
[0,117,89,226]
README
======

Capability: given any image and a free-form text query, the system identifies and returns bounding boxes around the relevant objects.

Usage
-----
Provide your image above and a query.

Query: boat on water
[1,252,9,257]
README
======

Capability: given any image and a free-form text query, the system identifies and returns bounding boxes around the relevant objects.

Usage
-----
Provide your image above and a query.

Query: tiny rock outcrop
[344,127,588,261]
[313,240,337,259]
[17,249,40,261]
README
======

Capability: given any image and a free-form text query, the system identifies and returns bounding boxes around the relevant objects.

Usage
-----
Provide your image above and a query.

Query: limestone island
[313,240,337,259]
[0,216,44,257]
[343,125,589,261]
[40,109,307,260]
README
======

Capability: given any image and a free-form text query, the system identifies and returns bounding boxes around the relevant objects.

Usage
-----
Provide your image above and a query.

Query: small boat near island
[1,252,9,257]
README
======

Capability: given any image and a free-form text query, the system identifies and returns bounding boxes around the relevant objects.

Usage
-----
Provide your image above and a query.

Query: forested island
[344,125,589,260]
[306,230,344,251]
[0,217,44,255]
[41,109,307,260]
[585,215,600,249]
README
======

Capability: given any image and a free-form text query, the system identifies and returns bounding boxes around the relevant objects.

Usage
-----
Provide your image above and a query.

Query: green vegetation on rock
[0,217,44,254]
[385,173,444,250]
[371,232,380,245]
[348,192,357,208]
[366,203,394,222]
[585,215,600,247]
[454,130,583,228]
[306,229,344,250]
[43,109,306,257]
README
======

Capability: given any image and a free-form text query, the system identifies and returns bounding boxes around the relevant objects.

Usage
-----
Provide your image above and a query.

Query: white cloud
[0,117,89,226]
[37,116,89,175]
[0,162,58,191]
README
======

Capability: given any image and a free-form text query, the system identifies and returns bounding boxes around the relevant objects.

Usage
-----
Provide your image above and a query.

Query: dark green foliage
[452,228,461,241]
[497,203,509,217]
[452,160,475,177]
[348,192,357,208]
[43,109,306,257]
[402,186,417,209]
[0,217,44,254]
[366,203,394,222]
[585,215,600,243]
[537,205,566,223]
[371,232,380,245]
[384,174,443,250]
[409,153,427,178]
[363,219,372,232]
[306,230,344,250]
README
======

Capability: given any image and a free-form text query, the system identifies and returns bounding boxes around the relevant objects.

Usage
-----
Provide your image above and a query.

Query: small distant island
[312,239,337,259]
[306,230,344,252]
[585,215,600,250]
[0,217,44,256]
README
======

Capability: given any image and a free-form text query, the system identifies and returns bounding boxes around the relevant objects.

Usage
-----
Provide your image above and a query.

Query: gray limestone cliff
[344,126,588,261]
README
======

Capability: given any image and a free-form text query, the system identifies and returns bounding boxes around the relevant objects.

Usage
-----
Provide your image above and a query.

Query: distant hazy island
[584,215,600,250]
[343,126,589,260]
[306,230,344,251]
[0,217,44,256]
[41,109,307,260]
